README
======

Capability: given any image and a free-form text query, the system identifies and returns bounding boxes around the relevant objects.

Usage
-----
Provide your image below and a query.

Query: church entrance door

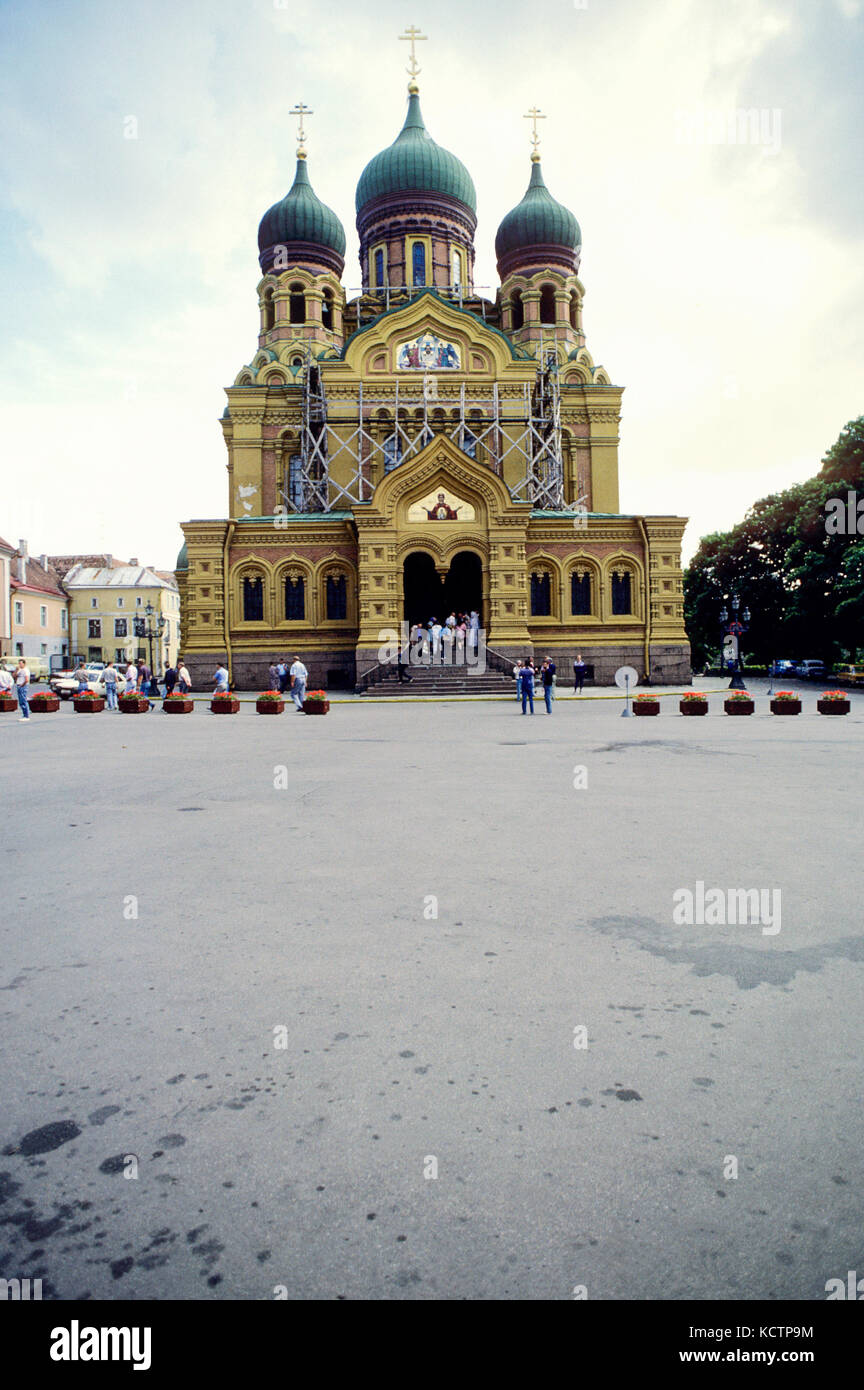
[403,551,442,625]
[442,551,483,624]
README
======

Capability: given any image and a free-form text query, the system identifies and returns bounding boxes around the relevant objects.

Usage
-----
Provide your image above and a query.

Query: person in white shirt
[0,667,13,695]
[124,663,138,694]
[430,620,442,665]
[212,664,230,692]
[289,656,308,710]
[176,662,191,693]
[15,659,31,720]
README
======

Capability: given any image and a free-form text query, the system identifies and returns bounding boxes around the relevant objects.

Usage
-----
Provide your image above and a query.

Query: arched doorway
[403,551,442,623]
[442,551,483,621]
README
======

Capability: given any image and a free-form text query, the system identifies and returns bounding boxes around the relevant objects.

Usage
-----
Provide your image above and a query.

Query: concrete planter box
[770,700,801,715]
[211,698,239,714]
[163,699,194,714]
[73,697,105,713]
[817,699,850,715]
[256,698,284,714]
[119,697,150,713]
[302,699,330,715]
[724,700,754,715]
[633,701,660,715]
[28,695,60,712]
[680,701,708,715]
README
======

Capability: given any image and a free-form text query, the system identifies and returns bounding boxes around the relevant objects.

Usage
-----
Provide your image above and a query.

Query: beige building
[59,561,180,671]
[0,535,14,661]
[8,542,69,675]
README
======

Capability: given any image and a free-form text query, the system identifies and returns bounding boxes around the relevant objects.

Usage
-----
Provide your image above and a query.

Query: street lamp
[719,594,751,689]
[142,601,166,689]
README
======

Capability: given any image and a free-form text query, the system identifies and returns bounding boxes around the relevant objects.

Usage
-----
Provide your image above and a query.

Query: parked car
[51,663,108,699]
[772,659,799,677]
[833,664,864,686]
[796,660,826,681]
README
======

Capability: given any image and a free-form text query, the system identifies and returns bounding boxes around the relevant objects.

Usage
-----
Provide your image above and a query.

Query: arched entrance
[443,551,483,621]
[403,551,442,623]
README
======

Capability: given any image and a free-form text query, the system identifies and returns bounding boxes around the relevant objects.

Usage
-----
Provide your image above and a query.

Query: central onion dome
[258,154,346,276]
[495,156,581,277]
[355,90,476,214]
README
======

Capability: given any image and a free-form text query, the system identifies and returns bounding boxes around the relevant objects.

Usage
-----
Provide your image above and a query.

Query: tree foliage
[684,416,864,667]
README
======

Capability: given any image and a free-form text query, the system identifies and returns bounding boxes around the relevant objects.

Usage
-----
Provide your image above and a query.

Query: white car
[51,664,109,699]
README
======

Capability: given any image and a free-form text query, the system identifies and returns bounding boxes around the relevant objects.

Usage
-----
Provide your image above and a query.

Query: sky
[0,0,862,567]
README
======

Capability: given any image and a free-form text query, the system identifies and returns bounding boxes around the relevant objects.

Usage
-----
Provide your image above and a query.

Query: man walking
[124,660,138,694]
[573,653,587,693]
[289,654,308,710]
[541,658,556,714]
[164,663,177,696]
[15,658,30,721]
[213,661,230,693]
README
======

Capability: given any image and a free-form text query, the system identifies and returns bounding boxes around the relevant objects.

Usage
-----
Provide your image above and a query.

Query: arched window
[289,283,305,325]
[511,289,524,330]
[262,287,275,331]
[451,247,463,290]
[530,571,552,617]
[325,573,347,621]
[322,288,333,331]
[540,284,557,325]
[570,291,580,331]
[412,241,426,287]
[243,577,264,622]
[374,247,385,290]
[286,453,303,510]
[611,570,632,615]
[284,575,305,620]
[377,412,401,473]
[571,570,592,616]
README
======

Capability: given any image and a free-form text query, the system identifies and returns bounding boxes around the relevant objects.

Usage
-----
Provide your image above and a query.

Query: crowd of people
[408,612,481,664]
[267,657,309,709]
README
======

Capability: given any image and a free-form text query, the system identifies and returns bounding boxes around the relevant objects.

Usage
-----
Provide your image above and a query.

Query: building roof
[258,154,346,273]
[10,553,66,599]
[49,554,126,581]
[0,535,16,555]
[495,157,581,265]
[356,90,476,214]
[63,565,177,590]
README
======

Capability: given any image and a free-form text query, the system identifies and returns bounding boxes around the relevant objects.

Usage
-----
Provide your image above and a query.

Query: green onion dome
[356,91,476,215]
[175,542,188,572]
[258,155,346,275]
[495,157,581,276]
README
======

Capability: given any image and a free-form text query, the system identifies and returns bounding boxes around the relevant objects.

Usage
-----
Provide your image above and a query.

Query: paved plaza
[1,684,862,1300]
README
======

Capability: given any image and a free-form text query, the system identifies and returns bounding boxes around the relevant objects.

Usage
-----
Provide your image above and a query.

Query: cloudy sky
[1,0,861,567]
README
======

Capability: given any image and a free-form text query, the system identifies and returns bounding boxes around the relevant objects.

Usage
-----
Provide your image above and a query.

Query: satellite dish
[614,665,639,690]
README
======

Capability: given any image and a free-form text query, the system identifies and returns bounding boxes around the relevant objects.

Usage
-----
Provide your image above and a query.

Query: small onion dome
[175,542,188,572]
[356,91,476,215]
[495,157,581,277]
[258,155,346,276]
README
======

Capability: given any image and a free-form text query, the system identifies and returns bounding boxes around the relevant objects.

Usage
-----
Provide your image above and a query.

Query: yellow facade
[64,567,180,671]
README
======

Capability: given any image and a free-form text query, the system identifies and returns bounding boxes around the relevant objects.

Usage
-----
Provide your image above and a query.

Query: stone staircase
[360,660,517,697]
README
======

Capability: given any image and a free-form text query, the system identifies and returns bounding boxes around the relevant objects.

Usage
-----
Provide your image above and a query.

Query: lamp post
[142,601,166,688]
[719,594,751,690]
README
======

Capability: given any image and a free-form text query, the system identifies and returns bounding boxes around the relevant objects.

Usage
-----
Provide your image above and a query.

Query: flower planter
[817,699,849,715]
[770,699,801,715]
[163,698,194,714]
[724,699,754,715]
[302,699,330,715]
[633,701,660,716]
[73,697,105,713]
[211,698,239,714]
[256,698,284,715]
[0,696,18,712]
[680,701,708,716]
[28,695,60,713]
[119,697,150,714]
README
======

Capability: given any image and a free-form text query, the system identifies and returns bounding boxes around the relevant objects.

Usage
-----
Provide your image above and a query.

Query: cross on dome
[399,24,427,92]
[289,101,313,158]
[524,106,546,161]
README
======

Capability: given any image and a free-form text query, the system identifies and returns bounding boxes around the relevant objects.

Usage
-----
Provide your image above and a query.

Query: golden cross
[399,25,427,81]
[289,101,313,151]
[524,106,546,155]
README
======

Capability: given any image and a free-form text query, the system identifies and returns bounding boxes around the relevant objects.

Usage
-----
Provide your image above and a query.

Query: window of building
[88,646,102,662]
[40,605,47,627]
[61,610,67,630]
[262,287,275,331]
[41,643,47,655]
[511,289,524,330]
[284,576,305,620]
[243,577,264,622]
[411,241,426,287]
[451,247,464,290]
[325,574,347,621]
[115,618,128,637]
[289,283,305,324]
[288,454,304,510]
[88,619,102,638]
[571,571,592,616]
[114,649,125,663]
[321,288,334,331]
[570,291,580,331]
[530,572,552,617]
[540,284,557,325]
[374,247,385,290]
[15,642,23,657]
[611,571,632,615]
[117,597,124,607]
[91,597,98,608]
[14,601,22,624]
[136,596,142,607]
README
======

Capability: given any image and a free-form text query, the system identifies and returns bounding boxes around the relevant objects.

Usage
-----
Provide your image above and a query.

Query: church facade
[177,66,689,689]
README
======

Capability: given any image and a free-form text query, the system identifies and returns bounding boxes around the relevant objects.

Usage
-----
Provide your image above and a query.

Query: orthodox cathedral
[176,32,690,689]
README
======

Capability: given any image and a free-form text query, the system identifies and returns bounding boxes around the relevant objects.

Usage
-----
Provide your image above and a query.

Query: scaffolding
[280,345,567,515]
